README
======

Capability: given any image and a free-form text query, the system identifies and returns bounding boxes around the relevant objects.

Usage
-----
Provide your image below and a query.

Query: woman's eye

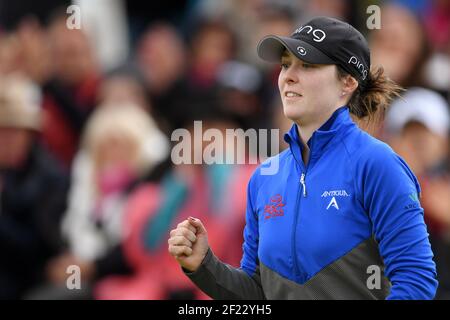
[281,63,289,69]
[302,63,313,68]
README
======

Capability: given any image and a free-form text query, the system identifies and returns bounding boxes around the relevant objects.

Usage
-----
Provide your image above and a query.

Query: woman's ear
[341,75,358,96]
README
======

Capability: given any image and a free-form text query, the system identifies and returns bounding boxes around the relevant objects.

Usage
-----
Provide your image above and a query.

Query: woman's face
[278,50,343,126]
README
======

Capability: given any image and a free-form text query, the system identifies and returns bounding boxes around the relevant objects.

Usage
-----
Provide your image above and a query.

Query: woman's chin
[283,108,304,122]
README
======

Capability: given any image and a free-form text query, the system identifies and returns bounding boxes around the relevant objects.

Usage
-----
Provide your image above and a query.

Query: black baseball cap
[257,16,370,85]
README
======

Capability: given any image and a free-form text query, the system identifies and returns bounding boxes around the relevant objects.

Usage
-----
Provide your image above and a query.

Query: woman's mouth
[284,91,303,99]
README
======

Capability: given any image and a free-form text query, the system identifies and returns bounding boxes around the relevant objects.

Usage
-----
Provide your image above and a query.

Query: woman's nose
[282,67,299,84]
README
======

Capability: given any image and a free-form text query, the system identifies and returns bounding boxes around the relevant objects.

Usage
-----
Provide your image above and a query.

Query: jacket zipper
[291,135,312,283]
[300,173,307,197]
[291,170,307,282]
[292,141,311,282]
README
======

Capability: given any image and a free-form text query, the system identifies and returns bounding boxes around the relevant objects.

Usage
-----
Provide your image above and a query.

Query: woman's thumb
[188,216,207,235]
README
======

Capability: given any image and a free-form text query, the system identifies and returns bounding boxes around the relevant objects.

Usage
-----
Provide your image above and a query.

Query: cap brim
[257,35,335,65]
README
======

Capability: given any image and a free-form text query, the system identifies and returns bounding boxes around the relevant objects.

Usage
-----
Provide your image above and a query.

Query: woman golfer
[168,16,438,299]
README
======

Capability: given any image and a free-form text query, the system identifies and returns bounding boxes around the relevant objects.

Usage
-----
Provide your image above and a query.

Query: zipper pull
[300,173,307,197]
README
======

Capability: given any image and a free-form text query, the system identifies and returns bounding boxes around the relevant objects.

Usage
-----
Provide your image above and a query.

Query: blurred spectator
[385,87,450,299]
[385,88,449,178]
[187,19,236,89]
[422,0,450,93]
[216,60,264,129]
[0,74,68,299]
[0,18,52,84]
[135,22,187,132]
[369,4,431,88]
[93,102,255,300]
[152,19,237,131]
[98,66,151,112]
[96,65,175,161]
[187,0,300,64]
[40,13,101,168]
[423,0,450,53]
[136,20,237,134]
[7,19,52,84]
[39,103,169,299]
[136,23,186,97]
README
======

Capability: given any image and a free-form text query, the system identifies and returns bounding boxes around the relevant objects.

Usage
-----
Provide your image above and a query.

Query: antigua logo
[321,190,350,197]
[326,197,339,210]
[264,194,286,220]
[321,189,350,211]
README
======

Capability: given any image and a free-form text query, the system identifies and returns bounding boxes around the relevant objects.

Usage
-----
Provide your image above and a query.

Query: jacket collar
[283,106,355,167]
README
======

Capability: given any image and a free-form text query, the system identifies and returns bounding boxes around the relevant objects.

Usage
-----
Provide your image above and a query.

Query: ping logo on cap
[293,25,326,42]
[348,56,368,80]
[258,16,371,84]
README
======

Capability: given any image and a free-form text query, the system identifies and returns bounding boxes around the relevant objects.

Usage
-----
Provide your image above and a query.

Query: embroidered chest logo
[321,190,350,211]
[264,194,286,219]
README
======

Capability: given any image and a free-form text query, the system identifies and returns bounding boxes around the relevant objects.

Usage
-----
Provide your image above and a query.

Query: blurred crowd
[0,0,449,300]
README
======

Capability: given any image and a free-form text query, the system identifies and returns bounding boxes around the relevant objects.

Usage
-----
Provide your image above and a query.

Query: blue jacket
[186,106,438,300]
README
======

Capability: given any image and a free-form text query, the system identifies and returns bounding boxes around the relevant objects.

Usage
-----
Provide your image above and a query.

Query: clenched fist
[168,217,209,272]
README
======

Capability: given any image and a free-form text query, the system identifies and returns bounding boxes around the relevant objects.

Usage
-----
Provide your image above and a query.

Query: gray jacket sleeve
[183,248,266,300]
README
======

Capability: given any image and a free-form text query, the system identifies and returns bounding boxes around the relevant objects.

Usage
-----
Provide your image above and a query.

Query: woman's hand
[168,217,209,272]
